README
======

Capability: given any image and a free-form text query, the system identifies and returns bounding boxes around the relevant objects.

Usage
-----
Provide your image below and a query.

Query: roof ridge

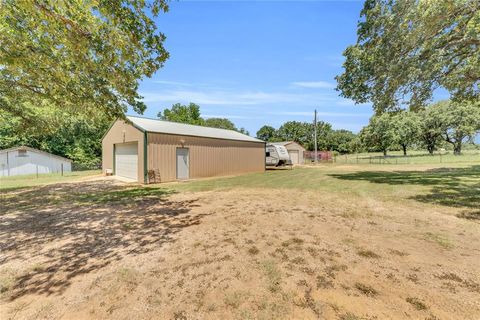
[126,115,263,143]
[0,146,72,162]
[126,115,252,136]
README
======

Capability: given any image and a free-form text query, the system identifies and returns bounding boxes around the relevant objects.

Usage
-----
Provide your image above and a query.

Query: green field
[163,164,480,217]
[333,150,480,165]
[0,170,101,190]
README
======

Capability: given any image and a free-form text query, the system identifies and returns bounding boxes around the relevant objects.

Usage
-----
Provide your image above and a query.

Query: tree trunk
[383,149,387,157]
[454,143,462,155]
[402,144,407,156]
[427,143,435,155]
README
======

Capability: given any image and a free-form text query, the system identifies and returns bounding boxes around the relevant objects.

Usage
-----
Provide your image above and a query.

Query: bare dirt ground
[1,165,479,319]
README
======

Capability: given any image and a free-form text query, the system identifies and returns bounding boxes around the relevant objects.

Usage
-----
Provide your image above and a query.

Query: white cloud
[276,111,370,117]
[152,80,192,86]
[291,81,335,89]
[335,99,371,107]
[141,89,338,106]
[203,114,251,119]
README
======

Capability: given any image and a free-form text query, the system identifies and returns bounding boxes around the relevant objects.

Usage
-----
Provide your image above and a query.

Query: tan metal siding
[102,120,145,183]
[147,133,265,182]
[285,142,306,164]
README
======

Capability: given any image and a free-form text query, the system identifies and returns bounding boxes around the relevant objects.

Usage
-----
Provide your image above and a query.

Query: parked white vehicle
[265,143,292,167]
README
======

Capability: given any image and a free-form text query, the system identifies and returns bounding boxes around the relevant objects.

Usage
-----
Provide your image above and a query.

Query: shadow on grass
[329,165,480,220]
[0,180,206,300]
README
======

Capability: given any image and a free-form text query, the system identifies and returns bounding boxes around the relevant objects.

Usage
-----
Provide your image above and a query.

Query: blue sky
[135,0,373,135]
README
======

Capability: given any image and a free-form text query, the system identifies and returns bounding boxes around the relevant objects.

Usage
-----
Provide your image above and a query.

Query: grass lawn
[334,149,480,165]
[0,163,479,319]
[0,170,101,191]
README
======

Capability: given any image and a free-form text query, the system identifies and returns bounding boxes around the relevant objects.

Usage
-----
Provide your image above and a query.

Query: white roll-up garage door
[115,142,138,181]
[289,150,299,164]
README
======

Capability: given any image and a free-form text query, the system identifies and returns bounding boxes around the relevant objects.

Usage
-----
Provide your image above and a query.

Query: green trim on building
[112,144,116,175]
[143,132,148,184]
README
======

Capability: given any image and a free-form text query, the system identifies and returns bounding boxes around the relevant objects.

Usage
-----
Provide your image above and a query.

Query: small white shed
[271,141,306,164]
[0,146,72,177]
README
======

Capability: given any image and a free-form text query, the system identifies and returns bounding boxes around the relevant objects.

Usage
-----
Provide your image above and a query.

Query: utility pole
[314,109,318,164]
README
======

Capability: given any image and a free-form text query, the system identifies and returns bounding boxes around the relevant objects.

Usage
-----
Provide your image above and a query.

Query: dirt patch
[1,168,480,319]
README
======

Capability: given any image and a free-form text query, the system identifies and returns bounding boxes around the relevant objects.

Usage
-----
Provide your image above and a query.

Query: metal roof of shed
[271,141,306,150]
[127,116,264,143]
[0,146,72,162]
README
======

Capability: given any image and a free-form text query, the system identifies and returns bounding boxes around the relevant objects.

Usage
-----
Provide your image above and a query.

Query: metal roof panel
[127,116,264,143]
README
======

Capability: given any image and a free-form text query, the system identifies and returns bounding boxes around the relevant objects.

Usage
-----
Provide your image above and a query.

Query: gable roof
[0,146,72,162]
[127,116,264,143]
[271,141,306,150]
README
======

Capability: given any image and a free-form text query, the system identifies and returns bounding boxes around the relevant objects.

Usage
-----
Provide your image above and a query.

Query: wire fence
[332,151,480,165]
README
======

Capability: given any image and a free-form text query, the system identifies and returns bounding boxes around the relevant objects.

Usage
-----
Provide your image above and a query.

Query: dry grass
[354,282,379,297]
[1,164,479,319]
[406,297,428,310]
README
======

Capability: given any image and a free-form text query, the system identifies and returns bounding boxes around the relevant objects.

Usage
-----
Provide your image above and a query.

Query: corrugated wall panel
[102,120,145,183]
[147,133,265,183]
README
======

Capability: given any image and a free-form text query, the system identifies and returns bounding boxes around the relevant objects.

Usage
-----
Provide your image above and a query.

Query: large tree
[204,118,236,131]
[360,113,397,156]
[158,103,204,126]
[256,125,277,142]
[336,0,480,111]
[391,111,420,155]
[0,109,113,168]
[435,100,480,154]
[417,103,445,155]
[276,121,312,148]
[0,1,169,127]
[274,121,332,151]
[157,103,250,134]
[326,130,358,154]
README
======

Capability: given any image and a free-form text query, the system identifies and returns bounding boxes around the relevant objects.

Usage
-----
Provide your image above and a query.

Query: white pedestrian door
[289,150,299,164]
[176,148,189,180]
[115,142,138,181]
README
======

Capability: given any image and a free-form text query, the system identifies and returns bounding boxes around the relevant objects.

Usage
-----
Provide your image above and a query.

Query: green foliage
[360,113,397,155]
[275,121,313,147]
[391,111,421,155]
[358,100,480,156]
[0,110,112,168]
[274,121,333,150]
[433,100,480,154]
[0,0,169,127]
[326,130,359,154]
[256,121,361,153]
[157,103,249,135]
[417,104,445,155]
[256,125,277,141]
[336,0,480,111]
[158,103,204,126]
[204,118,236,131]
[237,127,250,136]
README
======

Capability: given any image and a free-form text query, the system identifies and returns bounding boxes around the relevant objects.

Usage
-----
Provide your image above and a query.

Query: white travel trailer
[265,143,292,167]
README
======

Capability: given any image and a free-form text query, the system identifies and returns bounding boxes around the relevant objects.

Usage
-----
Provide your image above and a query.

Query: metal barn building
[271,141,306,164]
[102,116,266,183]
[0,146,72,177]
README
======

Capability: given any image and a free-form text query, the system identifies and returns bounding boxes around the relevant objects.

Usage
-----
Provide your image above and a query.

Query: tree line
[257,100,480,156]
[158,103,250,135]
[0,110,113,169]
[1,1,478,166]
[256,122,359,154]
[1,99,477,170]
[360,100,480,156]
